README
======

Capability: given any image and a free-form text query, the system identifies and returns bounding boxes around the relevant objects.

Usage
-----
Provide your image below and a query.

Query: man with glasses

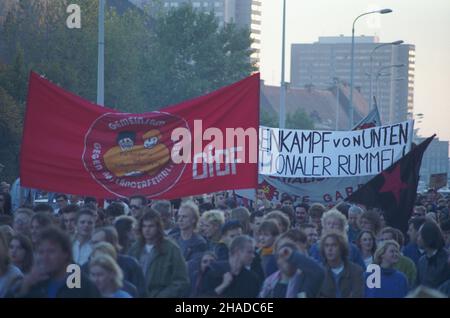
[129,195,147,219]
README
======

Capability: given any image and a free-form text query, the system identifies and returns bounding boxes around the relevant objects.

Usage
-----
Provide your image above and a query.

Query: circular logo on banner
[82,112,188,198]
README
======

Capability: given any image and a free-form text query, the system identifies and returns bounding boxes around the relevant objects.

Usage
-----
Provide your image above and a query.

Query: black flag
[346,135,435,234]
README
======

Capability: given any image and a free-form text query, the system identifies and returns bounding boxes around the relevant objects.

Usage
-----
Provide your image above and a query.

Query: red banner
[21,72,259,199]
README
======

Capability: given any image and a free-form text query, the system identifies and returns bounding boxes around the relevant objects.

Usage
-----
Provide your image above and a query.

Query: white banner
[259,120,414,178]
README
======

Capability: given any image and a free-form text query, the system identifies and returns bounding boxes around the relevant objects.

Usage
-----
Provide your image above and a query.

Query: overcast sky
[259,0,450,153]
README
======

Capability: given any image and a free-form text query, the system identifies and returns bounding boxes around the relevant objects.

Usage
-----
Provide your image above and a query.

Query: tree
[286,108,315,130]
[0,87,22,183]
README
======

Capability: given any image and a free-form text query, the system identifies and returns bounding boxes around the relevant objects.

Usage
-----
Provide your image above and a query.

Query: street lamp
[279,0,287,128]
[349,8,392,128]
[369,40,403,109]
[97,0,105,106]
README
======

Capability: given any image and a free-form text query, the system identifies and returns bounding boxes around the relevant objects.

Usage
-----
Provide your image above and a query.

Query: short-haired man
[308,209,365,269]
[129,195,147,219]
[105,202,125,225]
[214,220,244,261]
[299,223,319,250]
[294,203,310,228]
[54,194,69,214]
[72,209,96,266]
[347,205,363,243]
[200,210,225,250]
[200,235,261,298]
[402,217,426,267]
[170,201,207,262]
[61,204,80,238]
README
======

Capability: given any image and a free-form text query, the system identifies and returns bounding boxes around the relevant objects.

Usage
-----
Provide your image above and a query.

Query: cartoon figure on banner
[103,129,170,178]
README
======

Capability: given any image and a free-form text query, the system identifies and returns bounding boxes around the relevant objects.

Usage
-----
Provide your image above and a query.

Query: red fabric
[21,72,259,199]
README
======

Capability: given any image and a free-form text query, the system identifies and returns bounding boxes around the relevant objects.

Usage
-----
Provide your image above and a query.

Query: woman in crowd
[114,216,136,255]
[319,231,364,298]
[0,233,23,297]
[8,234,33,274]
[356,230,377,268]
[189,251,217,297]
[365,240,408,298]
[89,253,132,298]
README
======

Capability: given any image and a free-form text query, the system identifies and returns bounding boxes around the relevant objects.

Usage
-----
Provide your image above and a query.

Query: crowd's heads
[358,210,382,234]
[275,229,308,254]
[356,230,377,255]
[33,203,54,215]
[55,194,69,209]
[9,233,33,273]
[348,205,364,228]
[230,207,250,234]
[308,203,327,232]
[221,220,243,247]
[138,208,165,248]
[177,201,200,231]
[294,203,310,226]
[265,210,290,234]
[321,209,348,234]
[379,227,405,247]
[89,253,124,293]
[75,209,96,240]
[30,212,54,244]
[413,205,427,218]
[374,239,400,267]
[320,230,349,264]
[249,210,264,235]
[114,216,136,253]
[418,221,445,251]
[229,235,255,267]
[200,251,217,272]
[61,204,80,235]
[280,193,293,208]
[200,210,225,240]
[92,226,121,252]
[129,195,147,219]
[407,217,426,244]
[35,226,73,276]
[13,208,33,237]
[257,220,280,249]
[105,202,125,225]
[84,197,98,208]
[299,223,319,249]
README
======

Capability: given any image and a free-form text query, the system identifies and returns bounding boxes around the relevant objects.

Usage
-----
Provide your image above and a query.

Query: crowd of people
[0,180,449,298]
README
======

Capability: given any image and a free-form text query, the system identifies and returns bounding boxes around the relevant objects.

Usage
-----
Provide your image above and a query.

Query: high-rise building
[290,36,415,125]
[129,0,262,67]
[415,136,449,187]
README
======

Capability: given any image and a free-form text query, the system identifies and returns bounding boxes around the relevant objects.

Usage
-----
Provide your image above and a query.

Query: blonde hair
[180,201,200,225]
[91,242,117,260]
[374,239,400,265]
[89,254,123,290]
[201,210,225,226]
[321,209,349,233]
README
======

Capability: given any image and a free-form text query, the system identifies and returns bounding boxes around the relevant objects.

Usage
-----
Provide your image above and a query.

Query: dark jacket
[416,248,450,289]
[402,242,425,267]
[117,254,147,297]
[22,272,100,298]
[170,232,208,262]
[199,261,262,298]
[259,251,325,298]
[319,261,365,298]
[128,238,190,297]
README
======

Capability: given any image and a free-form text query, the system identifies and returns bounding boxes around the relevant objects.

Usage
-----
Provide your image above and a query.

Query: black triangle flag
[346,135,435,234]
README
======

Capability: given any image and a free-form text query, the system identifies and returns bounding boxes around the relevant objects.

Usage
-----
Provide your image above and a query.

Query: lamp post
[369,40,403,109]
[349,8,392,128]
[279,0,287,128]
[97,0,105,106]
